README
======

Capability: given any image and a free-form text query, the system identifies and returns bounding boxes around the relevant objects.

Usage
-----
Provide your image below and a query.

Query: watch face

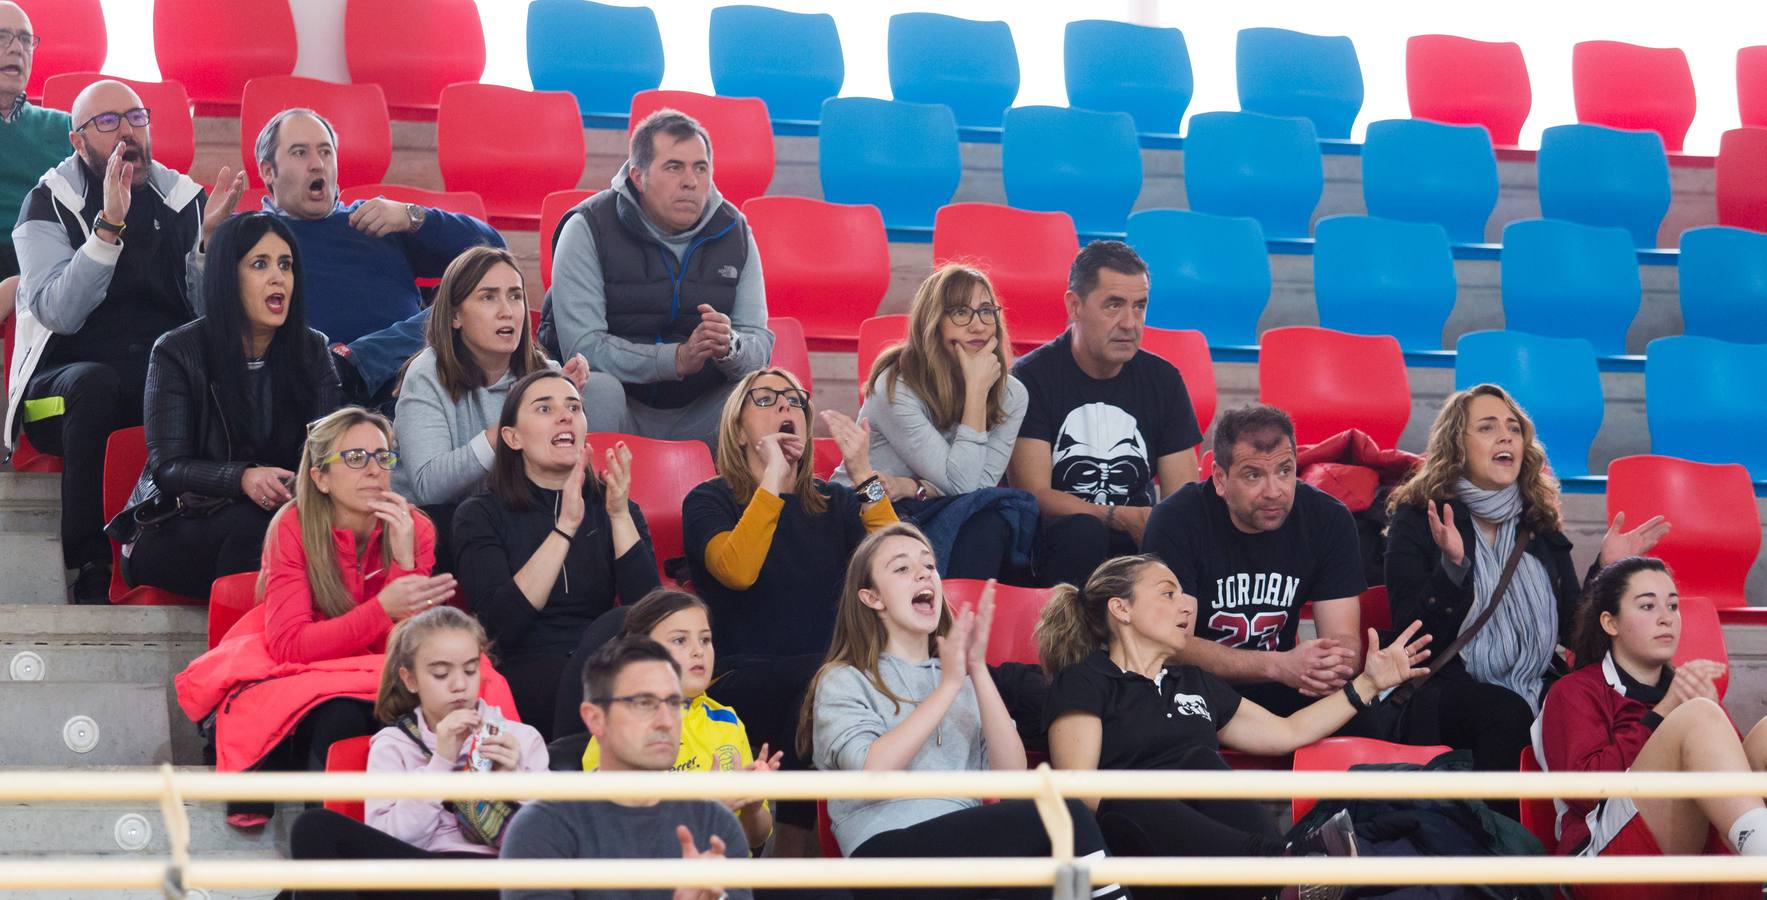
[863,480,886,502]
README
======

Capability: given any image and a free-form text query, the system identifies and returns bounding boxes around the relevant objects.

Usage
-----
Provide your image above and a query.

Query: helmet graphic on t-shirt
[1051,402,1151,505]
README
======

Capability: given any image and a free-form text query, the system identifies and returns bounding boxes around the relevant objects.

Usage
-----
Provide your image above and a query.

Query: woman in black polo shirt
[1036,554,1432,899]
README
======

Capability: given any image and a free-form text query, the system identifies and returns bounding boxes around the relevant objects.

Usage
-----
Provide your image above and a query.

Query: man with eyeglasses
[8,77,244,601]
[538,108,773,449]
[0,2,71,327]
[501,635,751,900]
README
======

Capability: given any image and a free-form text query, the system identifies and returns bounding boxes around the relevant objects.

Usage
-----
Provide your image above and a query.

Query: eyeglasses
[74,108,151,134]
[0,29,40,51]
[944,304,1001,326]
[595,693,690,715]
[745,387,809,410]
[320,448,399,470]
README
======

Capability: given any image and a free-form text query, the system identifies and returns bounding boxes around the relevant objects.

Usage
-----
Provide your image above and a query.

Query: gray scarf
[1453,479,1557,712]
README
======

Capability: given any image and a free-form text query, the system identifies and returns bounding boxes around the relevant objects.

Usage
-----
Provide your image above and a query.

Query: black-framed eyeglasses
[75,108,151,134]
[944,304,1001,326]
[0,29,40,51]
[746,387,809,410]
[320,448,399,470]
[593,693,690,715]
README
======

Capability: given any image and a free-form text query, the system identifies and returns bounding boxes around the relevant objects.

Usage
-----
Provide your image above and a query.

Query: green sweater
[1,102,71,247]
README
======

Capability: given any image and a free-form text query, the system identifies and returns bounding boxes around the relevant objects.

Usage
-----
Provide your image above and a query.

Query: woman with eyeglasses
[107,213,342,600]
[836,264,1031,581]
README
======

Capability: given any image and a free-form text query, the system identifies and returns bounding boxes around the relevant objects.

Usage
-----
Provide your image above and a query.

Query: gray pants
[580,372,734,451]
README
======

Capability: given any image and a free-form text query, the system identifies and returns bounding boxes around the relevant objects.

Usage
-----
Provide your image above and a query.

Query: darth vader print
[1051,402,1154,506]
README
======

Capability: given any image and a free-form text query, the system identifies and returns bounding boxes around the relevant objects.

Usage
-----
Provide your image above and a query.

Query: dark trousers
[706,652,825,828]
[1034,512,1140,588]
[0,242,18,279]
[1097,797,1284,900]
[123,501,274,598]
[849,799,1128,900]
[420,502,458,576]
[230,698,378,819]
[551,606,632,738]
[1399,675,1534,819]
[22,360,145,567]
[498,652,570,742]
[285,808,494,900]
[895,497,1018,582]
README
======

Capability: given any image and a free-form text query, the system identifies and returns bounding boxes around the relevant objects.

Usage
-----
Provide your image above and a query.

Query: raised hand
[820,410,873,484]
[1599,511,1672,567]
[432,707,482,762]
[754,432,795,494]
[1427,501,1465,567]
[376,573,457,621]
[365,490,417,565]
[1656,659,1726,717]
[1275,638,1357,697]
[674,305,733,377]
[937,604,974,687]
[966,580,997,671]
[557,440,591,535]
[561,354,590,390]
[722,742,783,814]
[477,730,523,772]
[602,440,633,517]
[99,143,133,238]
[1359,622,1433,693]
[671,826,729,900]
[202,165,247,247]
[954,335,1003,393]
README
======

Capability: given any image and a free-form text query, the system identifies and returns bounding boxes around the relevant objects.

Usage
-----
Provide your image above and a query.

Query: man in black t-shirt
[1142,404,1367,718]
[1009,240,1202,588]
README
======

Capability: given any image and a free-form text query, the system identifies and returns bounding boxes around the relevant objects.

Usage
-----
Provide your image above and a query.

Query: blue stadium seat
[1313,215,1456,352]
[709,5,843,123]
[1678,226,1767,344]
[526,0,663,119]
[1361,118,1498,244]
[1456,331,1604,478]
[1128,209,1272,347]
[888,12,1019,129]
[1063,20,1192,135]
[1235,27,1364,140]
[1500,219,1641,358]
[818,97,961,232]
[1183,111,1323,240]
[1646,335,1767,479]
[1002,106,1142,236]
[1537,123,1671,248]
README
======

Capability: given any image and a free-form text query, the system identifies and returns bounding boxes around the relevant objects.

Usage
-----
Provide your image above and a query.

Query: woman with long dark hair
[109,212,341,598]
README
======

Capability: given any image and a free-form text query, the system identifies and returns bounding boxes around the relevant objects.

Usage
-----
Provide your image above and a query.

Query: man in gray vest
[541,108,772,448]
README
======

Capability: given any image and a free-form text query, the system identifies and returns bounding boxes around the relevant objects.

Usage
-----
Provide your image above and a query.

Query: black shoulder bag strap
[1386,529,1532,706]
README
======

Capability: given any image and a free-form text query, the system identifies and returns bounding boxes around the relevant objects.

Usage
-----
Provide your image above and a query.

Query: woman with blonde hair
[836,264,1032,581]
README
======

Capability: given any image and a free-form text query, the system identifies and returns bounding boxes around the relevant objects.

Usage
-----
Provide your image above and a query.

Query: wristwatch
[404,203,426,231]
[92,214,126,238]
[855,474,886,504]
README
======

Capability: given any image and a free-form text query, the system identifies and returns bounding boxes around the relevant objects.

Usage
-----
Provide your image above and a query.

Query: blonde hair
[797,522,952,758]
[1034,555,1165,677]
[712,367,827,516]
[1386,383,1562,534]
[867,264,1014,431]
[374,606,488,723]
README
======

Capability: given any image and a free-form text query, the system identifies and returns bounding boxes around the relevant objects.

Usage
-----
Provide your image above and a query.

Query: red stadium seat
[344,0,485,118]
[152,0,296,112]
[1358,585,1391,631]
[1572,41,1696,153]
[816,799,841,857]
[239,77,392,188]
[1138,327,1217,435]
[813,437,841,483]
[1741,47,1767,128]
[42,74,195,176]
[339,183,488,222]
[934,203,1078,351]
[3,315,62,472]
[19,0,106,101]
[1404,35,1531,147]
[540,189,596,289]
[1716,128,1767,232]
[1291,736,1450,820]
[744,197,891,351]
[767,316,814,394]
[1674,595,1730,699]
[1517,747,1556,852]
[586,433,714,578]
[1606,455,1760,610]
[323,735,374,822]
[943,579,1049,667]
[529,307,541,340]
[856,315,909,396]
[629,90,774,208]
[208,571,258,650]
[1259,326,1411,448]
[437,84,585,227]
[102,427,200,605]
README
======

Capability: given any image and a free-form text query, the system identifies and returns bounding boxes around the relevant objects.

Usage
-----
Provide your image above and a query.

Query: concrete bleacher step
[0,472,68,605]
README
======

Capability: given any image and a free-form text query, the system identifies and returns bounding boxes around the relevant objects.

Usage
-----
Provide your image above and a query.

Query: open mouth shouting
[778,420,797,435]
[550,431,577,449]
[306,177,328,203]
[910,588,938,617]
[494,323,519,342]
[264,291,287,316]
[1492,450,1516,468]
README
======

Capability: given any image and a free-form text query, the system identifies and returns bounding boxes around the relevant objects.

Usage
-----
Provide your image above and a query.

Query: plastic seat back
[102,428,199,605]
[708,5,842,122]
[1455,331,1603,479]
[1678,226,1767,343]
[818,97,960,232]
[1259,326,1410,448]
[1361,118,1498,244]
[1607,455,1760,609]
[1236,27,1363,140]
[887,12,1019,129]
[345,0,485,115]
[1572,40,1696,152]
[1716,127,1767,233]
[1517,747,1557,853]
[323,735,375,822]
[42,74,195,175]
[1674,595,1730,699]
[1292,737,1449,820]
[856,315,909,394]
[1313,215,1456,352]
[1138,327,1217,435]
[437,84,584,224]
[1002,105,1142,236]
[525,0,663,118]
[239,76,392,188]
[587,433,715,575]
[1404,35,1530,146]
[629,90,773,208]
[1183,111,1323,240]
[339,184,488,222]
[1741,47,1767,128]
[812,437,841,483]
[1129,209,1272,347]
[20,0,106,101]
[539,189,596,289]
[208,571,258,650]
[1646,336,1767,480]
[744,196,891,350]
[944,579,1049,667]
[1538,124,1671,248]
[933,203,1078,349]
[1063,20,1191,136]
[1358,586,1391,631]
[767,316,813,394]
[152,0,295,109]
[1499,219,1641,358]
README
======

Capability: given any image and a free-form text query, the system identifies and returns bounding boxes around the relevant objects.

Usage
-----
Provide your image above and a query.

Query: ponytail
[1033,554,1163,677]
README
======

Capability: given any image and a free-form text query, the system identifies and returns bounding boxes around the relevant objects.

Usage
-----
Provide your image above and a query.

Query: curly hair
[1386,383,1562,534]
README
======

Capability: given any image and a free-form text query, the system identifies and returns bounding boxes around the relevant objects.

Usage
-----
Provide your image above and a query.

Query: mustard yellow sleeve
[703,489,785,591]
[861,495,899,532]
